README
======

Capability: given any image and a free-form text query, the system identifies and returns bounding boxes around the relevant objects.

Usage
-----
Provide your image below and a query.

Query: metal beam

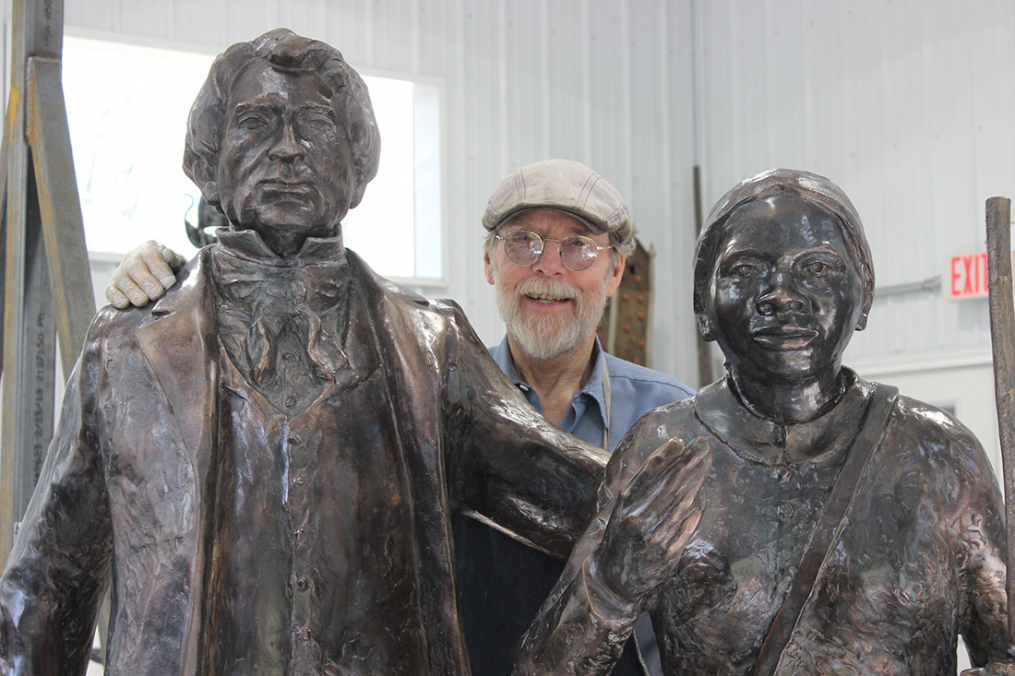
[1,0,85,568]
[28,56,93,375]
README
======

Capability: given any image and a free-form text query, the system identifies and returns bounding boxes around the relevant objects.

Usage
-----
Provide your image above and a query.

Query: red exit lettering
[948,252,989,298]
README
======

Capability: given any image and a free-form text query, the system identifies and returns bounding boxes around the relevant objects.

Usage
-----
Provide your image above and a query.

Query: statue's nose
[756,271,805,315]
[269,121,303,162]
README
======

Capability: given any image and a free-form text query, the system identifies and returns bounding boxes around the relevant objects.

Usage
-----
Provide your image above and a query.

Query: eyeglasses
[494,230,613,271]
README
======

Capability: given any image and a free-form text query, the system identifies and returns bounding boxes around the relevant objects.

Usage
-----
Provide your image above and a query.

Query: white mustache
[496,272,610,361]
[514,277,579,302]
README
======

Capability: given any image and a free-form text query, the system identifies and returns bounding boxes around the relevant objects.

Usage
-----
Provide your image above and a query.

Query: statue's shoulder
[344,252,472,355]
[871,382,993,487]
[346,250,447,315]
[622,395,701,448]
[643,395,698,423]
[89,253,210,350]
[885,387,982,449]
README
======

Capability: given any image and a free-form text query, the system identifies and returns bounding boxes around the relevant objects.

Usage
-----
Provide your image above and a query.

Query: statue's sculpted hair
[183,28,381,210]
[692,168,875,339]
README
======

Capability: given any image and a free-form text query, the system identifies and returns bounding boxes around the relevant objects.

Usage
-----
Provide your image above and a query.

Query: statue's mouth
[751,325,818,350]
[260,181,314,198]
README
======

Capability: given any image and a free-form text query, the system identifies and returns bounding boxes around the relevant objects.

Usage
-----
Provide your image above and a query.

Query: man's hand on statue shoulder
[105,241,186,309]
[591,437,712,606]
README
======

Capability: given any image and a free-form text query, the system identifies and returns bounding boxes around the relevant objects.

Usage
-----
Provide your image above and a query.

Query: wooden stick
[986,195,1015,653]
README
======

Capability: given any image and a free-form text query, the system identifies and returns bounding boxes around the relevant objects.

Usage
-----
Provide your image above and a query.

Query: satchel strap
[750,383,899,676]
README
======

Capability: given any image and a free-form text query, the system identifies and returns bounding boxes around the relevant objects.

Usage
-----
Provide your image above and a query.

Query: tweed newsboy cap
[481,159,633,246]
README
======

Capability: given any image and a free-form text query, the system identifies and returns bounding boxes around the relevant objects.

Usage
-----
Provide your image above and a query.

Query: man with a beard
[457,159,693,676]
[104,159,693,675]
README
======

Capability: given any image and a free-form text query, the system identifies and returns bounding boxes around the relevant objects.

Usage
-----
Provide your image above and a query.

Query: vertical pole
[12,152,54,517]
[985,195,1015,656]
[0,0,63,565]
[28,55,93,376]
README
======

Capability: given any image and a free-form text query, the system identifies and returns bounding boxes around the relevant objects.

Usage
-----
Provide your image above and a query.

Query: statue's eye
[730,263,758,279]
[237,114,267,131]
[299,110,338,137]
[802,261,831,277]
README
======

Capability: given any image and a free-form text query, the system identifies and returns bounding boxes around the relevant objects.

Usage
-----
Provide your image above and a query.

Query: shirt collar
[693,368,873,466]
[215,227,347,268]
[492,335,609,431]
[583,337,610,431]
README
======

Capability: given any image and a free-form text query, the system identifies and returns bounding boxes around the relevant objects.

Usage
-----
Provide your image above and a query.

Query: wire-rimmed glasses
[494,230,612,271]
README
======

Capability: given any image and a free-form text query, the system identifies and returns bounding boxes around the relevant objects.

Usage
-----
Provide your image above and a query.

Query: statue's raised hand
[590,437,711,604]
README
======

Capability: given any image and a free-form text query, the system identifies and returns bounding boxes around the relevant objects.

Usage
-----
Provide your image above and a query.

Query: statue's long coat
[0,249,607,675]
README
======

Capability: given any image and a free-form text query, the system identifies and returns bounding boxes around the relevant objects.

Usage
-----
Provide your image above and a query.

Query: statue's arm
[513,426,711,675]
[443,303,609,559]
[0,324,113,676]
[105,240,185,308]
[952,431,1014,667]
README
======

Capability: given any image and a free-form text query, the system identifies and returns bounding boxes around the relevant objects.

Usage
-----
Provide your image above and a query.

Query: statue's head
[692,169,874,383]
[183,29,380,248]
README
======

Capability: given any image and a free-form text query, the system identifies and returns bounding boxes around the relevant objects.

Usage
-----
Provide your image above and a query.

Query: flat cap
[482,159,633,246]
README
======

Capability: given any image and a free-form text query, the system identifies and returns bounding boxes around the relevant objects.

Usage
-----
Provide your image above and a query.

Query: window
[62,36,442,281]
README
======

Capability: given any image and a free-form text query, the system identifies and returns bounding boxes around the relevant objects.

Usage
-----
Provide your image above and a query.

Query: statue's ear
[696,313,717,342]
[855,291,873,331]
[855,310,869,332]
[184,146,220,209]
[348,180,368,210]
[202,180,220,208]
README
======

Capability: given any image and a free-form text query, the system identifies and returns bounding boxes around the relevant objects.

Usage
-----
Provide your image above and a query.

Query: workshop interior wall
[695,0,1015,368]
[55,0,702,389]
[24,1,1015,455]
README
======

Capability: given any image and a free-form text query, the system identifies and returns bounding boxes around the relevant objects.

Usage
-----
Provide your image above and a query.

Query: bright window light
[62,36,442,280]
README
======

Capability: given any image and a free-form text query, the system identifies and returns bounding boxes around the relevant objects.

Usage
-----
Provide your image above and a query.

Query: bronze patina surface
[0,30,678,675]
[517,169,1014,675]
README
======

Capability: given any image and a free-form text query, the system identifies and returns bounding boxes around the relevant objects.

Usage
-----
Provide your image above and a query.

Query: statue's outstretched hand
[105,241,186,309]
[590,437,711,604]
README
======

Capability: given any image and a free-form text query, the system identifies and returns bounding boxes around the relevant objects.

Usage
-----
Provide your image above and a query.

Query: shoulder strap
[750,383,899,676]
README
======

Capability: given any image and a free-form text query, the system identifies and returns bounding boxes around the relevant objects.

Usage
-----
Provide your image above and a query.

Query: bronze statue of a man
[516,169,1014,674]
[0,29,713,675]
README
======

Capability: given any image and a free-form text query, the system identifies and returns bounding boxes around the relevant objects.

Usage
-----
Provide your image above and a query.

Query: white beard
[496,272,610,361]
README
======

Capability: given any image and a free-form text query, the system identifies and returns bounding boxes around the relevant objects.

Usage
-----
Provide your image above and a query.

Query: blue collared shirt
[457,336,695,676]
[489,335,695,452]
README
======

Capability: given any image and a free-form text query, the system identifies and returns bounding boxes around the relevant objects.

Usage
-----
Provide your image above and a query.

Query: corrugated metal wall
[695,0,1015,369]
[52,0,1015,387]
[58,0,702,385]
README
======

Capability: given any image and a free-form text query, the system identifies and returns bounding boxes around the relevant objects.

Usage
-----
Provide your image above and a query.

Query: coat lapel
[136,250,219,463]
[134,250,220,675]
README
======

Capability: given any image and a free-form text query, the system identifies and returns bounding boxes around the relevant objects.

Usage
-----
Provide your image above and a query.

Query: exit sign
[947,252,988,298]
[945,251,1015,299]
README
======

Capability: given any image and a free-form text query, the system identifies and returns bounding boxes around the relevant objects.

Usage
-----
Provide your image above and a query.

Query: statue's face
[708,193,864,384]
[215,60,355,244]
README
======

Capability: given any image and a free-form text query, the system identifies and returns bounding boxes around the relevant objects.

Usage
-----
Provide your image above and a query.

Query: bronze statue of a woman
[517,169,1014,675]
